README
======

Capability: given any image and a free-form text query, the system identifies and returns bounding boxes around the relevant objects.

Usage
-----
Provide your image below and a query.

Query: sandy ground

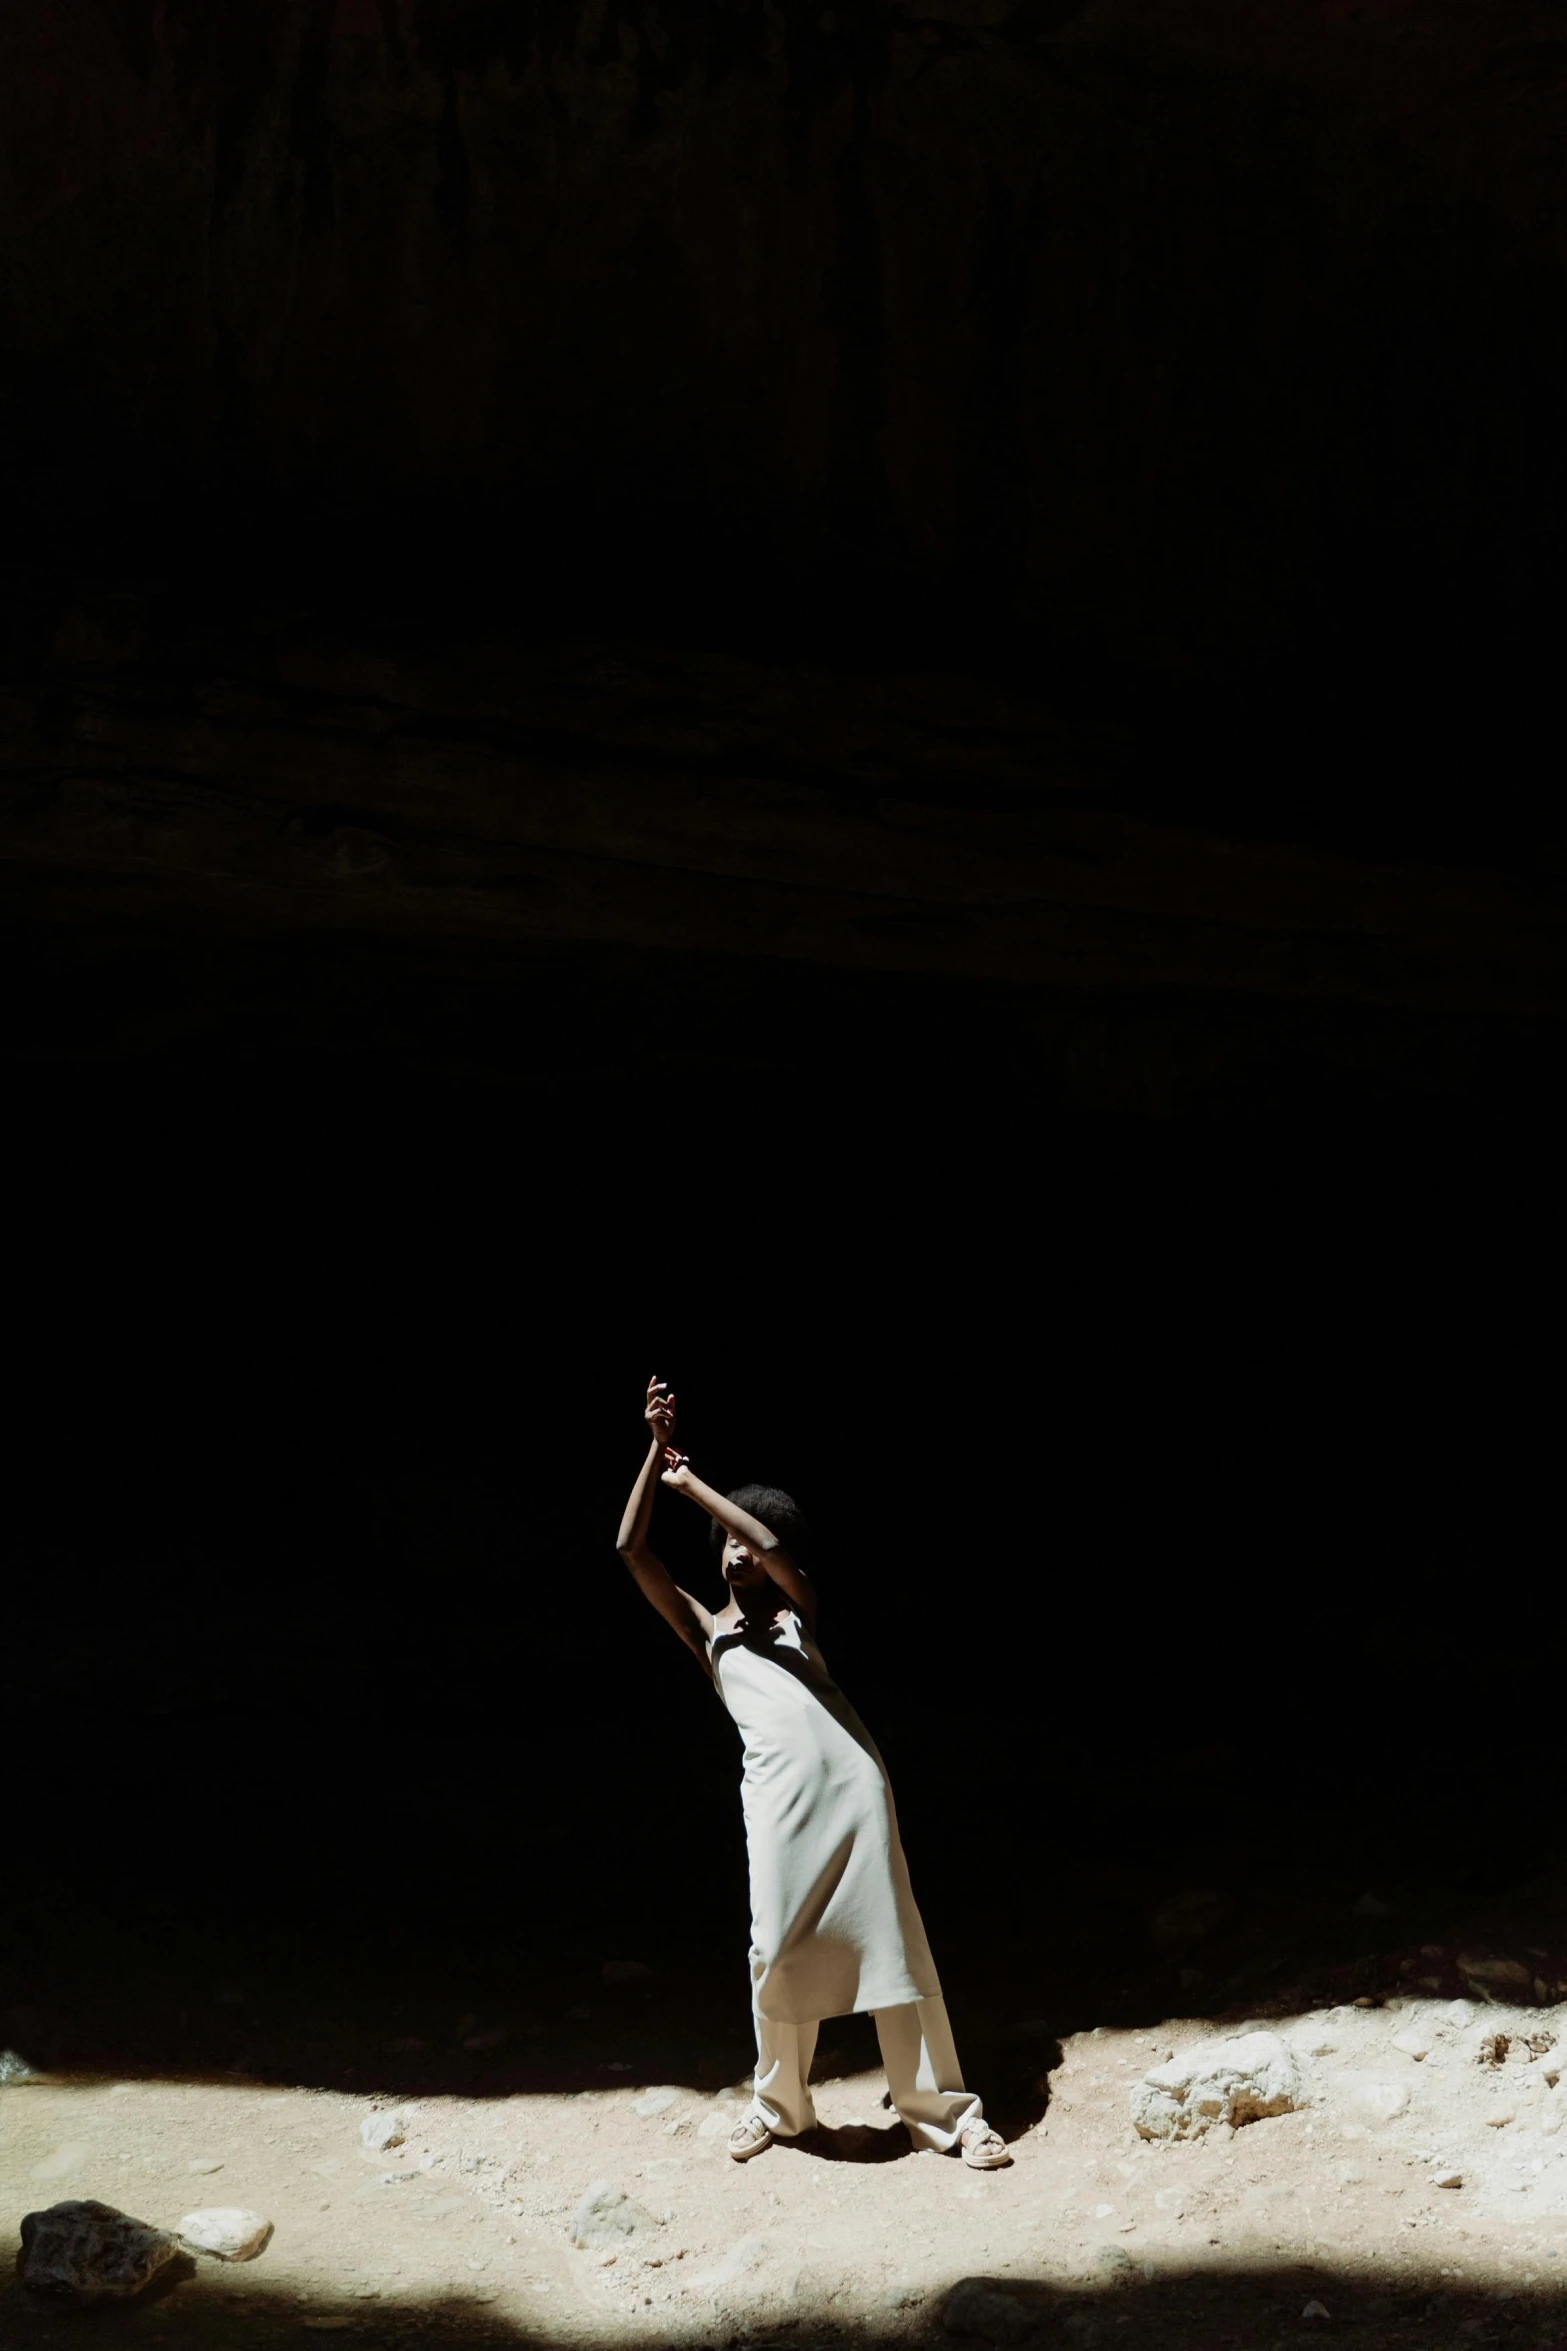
[3,1997,1565,2349]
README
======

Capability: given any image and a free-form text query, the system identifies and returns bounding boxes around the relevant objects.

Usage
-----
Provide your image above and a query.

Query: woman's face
[721,1531,771,1599]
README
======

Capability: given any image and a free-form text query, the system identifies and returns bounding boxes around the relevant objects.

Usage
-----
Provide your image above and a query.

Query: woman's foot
[728,2112,774,2162]
[958,2119,1011,2170]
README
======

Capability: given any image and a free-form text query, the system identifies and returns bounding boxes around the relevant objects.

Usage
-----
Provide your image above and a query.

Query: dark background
[3,0,1565,2113]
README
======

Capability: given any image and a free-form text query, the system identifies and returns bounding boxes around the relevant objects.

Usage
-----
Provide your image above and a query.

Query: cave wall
[6,0,1567,681]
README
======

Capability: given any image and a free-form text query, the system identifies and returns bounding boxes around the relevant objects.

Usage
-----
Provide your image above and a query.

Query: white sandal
[959,2119,1011,2170]
[728,2111,774,2162]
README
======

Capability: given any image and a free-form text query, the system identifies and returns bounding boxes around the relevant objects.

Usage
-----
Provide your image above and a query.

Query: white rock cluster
[1131,2031,1303,2140]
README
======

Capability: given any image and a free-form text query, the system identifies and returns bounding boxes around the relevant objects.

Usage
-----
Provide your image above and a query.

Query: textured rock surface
[5,604,1567,1131]
[1132,2031,1304,2139]
[358,2110,408,2153]
[4,0,1567,695]
[176,2207,274,2262]
[18,2200,183,2302]
[569,2180,656,2250]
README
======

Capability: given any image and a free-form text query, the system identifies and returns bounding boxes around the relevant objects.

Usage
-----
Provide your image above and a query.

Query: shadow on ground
[3,2260,1564,2351]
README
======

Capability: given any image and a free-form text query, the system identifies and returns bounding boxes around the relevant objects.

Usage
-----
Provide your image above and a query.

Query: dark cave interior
[5,3,1567,2344]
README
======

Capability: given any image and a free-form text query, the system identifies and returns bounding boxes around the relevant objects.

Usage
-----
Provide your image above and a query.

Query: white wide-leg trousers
[749,1996,982,2152]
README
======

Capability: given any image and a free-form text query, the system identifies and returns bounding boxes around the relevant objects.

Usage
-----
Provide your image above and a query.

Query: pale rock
[633,2088,680,2118]
[359,2111,409,2153]
[0,2047,43,2083]
[885,2283,926,2309]
[1447,2001,1475,2028]
[698,2107,737,2138]
[177,2208,274,2262]
[1391,2017,1437,2060]
[187,2158,225,2175]
[569,2180,656,2249]
[1302,2300,1332,2320]
[1131,2032,1303,2140]
[695,2234,766,2290]
[18,2201,183,2302]
[943,2278,1033,2342]
[1348,2079,1410,2124]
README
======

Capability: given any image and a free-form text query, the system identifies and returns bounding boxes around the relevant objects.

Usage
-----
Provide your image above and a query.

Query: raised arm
[616,1375,713,1666]
[660,1455,816,1629]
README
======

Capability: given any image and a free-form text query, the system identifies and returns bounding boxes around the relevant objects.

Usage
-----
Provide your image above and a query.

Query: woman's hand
[659,1446,694,1491]
[644,1373,676,1450]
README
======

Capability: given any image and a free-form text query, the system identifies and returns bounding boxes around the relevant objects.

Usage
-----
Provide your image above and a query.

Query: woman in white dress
[616,1375,1010,2170]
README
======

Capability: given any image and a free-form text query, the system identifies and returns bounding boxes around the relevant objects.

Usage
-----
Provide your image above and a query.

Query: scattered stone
[358,2111,409,2153]
[698,2107,737,2138]
[569,2180,656,2250]
[187,2158,225,2175]
[1131,2032,1303,2139]
[18,2201,184,2303]
[602,1961,654,1985]
[1302,2300,1332,2321]
[943,2278,1033,2343]
[1437,2174,1463,2189]
[1348,2080,1410,2124]
[1094,2246,1135,2281]
[1390,2019,1436,2060]
[1447,2001,1475,2027]
[885,2284,926,2309]
[177,2209,274,2262]
[1457,1954,1533,1995]
[633,2087,680,2117]
[0,2047,43,2083]
[1094,2203,1115,2219]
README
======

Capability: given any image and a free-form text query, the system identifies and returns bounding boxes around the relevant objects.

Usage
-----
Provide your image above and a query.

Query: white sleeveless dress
[708,1609,941,2025]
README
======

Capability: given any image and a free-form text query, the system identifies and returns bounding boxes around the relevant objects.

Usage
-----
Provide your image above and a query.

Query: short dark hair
[709,1484,810,1565]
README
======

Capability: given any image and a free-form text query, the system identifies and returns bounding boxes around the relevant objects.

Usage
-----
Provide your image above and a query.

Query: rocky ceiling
[4,1,1566,1117]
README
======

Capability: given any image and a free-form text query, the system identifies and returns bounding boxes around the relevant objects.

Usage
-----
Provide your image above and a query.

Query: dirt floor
[5,1990,1566,2351]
